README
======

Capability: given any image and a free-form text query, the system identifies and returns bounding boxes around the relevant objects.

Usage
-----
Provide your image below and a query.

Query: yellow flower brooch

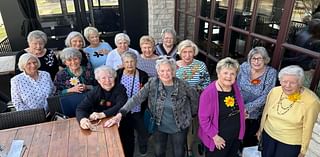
[224,96,235,107]
[287,93,301,102]
[69,77,80,86]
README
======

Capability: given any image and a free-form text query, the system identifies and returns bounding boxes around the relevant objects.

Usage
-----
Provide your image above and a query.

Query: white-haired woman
[257,65,320,157]
[15,30,59,80]
[105,33,139,70]
[75,65,133,157]
[237,47,277,148]
[105,57,199,157]
[54,48,95,95]
[83,26,113,69]
[198,57,245,157]
[59,31,90,68]
[155,28,178,60]
[11,53,54,111]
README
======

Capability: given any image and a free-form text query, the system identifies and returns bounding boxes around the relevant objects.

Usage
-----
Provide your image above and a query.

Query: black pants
[262,131,301,157]
[242,119,260,147]
[119,115,135,157]
[131,112,149,148]
[205,138,240,157]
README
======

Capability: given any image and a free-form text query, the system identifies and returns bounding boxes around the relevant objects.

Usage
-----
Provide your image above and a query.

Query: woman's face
[24,58,38,76]
[88,33,100,46]
[70,36,84,49]
[97,71,115,91]
[280,75,301,95]
[65,57,81,71]
[250,53,265,71]
[28,38,45,56]
[163,33,174,47]
[180,47,195,65]
[217,67,237,87]
[116,39,129,53]
[140,43,154,58]
[123,57,136,73]
[158,63,173,84]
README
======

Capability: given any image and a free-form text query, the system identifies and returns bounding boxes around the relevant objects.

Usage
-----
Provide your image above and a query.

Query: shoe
[139,145,148,156]
[187,149,194,157]
[198,143,204,155]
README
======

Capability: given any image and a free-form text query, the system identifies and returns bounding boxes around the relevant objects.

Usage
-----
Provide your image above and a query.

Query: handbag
[143,79,159,134]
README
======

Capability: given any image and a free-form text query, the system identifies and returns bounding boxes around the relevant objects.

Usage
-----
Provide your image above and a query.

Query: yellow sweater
[260,86,320,154]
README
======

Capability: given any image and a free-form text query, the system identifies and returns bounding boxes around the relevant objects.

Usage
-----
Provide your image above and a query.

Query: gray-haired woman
[257,65,320,157]
[54,47,95,95]
[105,57,199,157]
[15,30,59,80]
[155,28,178,59]
[11,53,54,111]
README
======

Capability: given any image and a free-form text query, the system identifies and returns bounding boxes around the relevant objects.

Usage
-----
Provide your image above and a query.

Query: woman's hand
[79,118,91,129]
[104,113,122,127]
[298,153,305,157]
[213,135,226,150]
[89,112,106,121]
[256,130,262,141]
[69,84,86,93]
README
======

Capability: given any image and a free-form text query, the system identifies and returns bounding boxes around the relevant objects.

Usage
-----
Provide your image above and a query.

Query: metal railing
[0,37,12,55]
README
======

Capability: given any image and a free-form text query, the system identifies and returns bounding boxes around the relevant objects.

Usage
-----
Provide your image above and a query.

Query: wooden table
[0,118,124,157]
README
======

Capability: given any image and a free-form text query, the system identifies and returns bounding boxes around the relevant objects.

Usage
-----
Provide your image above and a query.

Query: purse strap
[129,70,137,97]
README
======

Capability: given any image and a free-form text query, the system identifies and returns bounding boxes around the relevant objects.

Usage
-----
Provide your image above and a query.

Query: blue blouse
[237,62,277,119]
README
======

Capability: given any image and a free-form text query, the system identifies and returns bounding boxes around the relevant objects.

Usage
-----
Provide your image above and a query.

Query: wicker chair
[0,108,46,130]
[47,95,63,117]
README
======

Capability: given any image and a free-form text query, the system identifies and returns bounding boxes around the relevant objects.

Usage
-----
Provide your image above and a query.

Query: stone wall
[306,113,320,157]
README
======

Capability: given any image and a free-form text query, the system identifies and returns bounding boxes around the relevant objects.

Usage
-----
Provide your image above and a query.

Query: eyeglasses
[251,57,264,62]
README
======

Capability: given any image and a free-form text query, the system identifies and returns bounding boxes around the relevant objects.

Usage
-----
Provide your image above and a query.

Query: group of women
[10,26,320,157]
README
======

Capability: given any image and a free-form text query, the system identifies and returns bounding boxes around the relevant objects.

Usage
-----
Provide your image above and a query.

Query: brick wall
[306,113,320,157]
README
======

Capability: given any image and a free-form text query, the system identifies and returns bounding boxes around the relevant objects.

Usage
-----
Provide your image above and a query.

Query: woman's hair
[27,30,47,44]
[121,51,138,63]
[177,39,199,56]
[155,56,177,75]
[161,28,176,42]
[278,65,305,85]
[139,35,155,47]
[65,31,86,47]
[83,26,99,41]
[60,47,82,63]
[247,46,270,64]
[216,57,240,74]
[114,33,131,45]
[18,53,41,71]
[94,65,117,80]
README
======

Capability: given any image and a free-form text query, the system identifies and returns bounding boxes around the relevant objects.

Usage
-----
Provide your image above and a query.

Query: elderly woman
[137,35,158,77]
[257,65,320,157]
[105,57,199,157]
[11,53,54,111]
[155,28,178,60]
[54,48,95,95]
[237,47,277,147]
[105,33,139,70]
[58,31,90,68]
[115,51,149,155]
[15,30,59,80]
[198,57,245,157]
[83,26,113,69]
[75,65,133,157]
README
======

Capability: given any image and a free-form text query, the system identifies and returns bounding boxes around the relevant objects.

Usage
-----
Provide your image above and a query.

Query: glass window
[92,0,118,6]
[186,16,196,39]
[36,0,62,15]
[229,31,247,58]
[177,13,186,38]
[200,0,211,18]
[252,38,275,61]
[0,12,7,40]
[254,0,284,38]
[232,0,253,30]
[179,0,186,10]
[214,0,228,23]
[187,0,197,15]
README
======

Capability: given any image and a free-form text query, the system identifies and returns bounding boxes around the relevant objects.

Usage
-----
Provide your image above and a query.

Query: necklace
[217,82,225,92]
[276,92,296,115]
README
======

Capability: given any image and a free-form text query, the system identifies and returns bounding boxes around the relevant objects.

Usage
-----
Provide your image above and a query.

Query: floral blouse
[54,66,95,95]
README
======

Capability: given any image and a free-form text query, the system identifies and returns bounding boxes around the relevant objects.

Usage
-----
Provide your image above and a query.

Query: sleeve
[198,62,211,90]
[259,88,275,132]
[300,98,320,154]
[105,51,114,68]
[10,77,25,111]
[246,68,277,115]
[119,79,152,115]
[198,88,218,138]
[102,85,128,117]
[76,89,97,122]
[186,82,199,116]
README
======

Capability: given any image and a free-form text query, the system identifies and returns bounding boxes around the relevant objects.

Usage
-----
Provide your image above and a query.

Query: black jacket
[76,83,128,122]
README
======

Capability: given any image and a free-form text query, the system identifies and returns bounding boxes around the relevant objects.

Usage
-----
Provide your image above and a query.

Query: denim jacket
[120,77,199,130]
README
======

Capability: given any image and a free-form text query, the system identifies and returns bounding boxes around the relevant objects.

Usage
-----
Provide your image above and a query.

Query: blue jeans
[153,128,188,157]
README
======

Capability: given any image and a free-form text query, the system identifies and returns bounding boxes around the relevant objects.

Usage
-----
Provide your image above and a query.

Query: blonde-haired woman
[137,35,158,77]
[198,57,245,157]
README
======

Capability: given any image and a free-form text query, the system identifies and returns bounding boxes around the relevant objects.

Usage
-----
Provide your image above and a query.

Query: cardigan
[198,81,246,151]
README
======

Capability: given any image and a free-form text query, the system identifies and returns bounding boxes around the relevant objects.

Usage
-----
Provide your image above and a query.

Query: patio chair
[0,108,46,130]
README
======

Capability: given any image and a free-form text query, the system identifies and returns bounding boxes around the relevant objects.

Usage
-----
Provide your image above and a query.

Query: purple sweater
[198,81,246,151]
